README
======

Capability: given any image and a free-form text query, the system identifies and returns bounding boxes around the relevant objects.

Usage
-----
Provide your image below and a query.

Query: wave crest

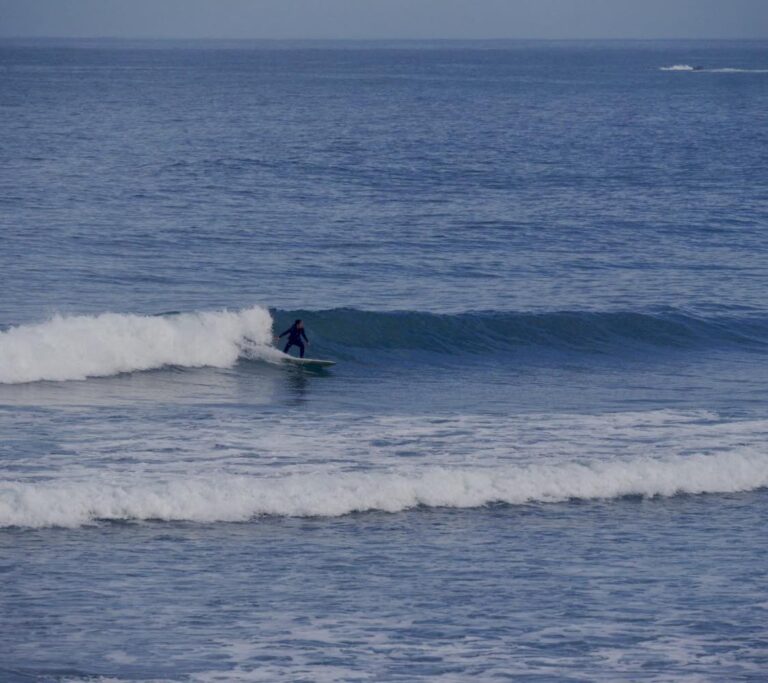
[0,306,277,384]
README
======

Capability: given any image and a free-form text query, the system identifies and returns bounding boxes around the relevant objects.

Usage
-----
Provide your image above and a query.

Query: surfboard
[281,356,336,368]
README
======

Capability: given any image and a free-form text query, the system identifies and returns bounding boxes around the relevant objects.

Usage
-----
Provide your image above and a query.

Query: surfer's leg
[284,342,293,354]
[298,342,305,358]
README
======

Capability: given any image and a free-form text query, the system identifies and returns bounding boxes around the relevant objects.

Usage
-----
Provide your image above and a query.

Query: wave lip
[2,451,765,528]
[0,306,278,384]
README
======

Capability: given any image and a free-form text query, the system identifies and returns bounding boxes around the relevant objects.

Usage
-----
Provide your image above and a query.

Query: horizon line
[1,35,767,43]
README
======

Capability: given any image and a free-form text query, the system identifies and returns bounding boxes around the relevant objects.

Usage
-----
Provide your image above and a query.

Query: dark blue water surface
[3,39,768,319]
[1,40,768,682]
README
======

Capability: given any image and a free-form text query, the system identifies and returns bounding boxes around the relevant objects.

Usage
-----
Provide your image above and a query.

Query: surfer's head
[295,319,303,328]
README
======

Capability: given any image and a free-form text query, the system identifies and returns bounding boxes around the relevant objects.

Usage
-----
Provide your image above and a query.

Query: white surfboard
[281,356,336,368]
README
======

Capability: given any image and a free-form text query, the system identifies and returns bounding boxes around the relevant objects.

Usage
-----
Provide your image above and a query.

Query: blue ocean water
[1,39,768,682]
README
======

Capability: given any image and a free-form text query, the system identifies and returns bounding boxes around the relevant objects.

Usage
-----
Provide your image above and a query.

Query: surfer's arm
[301,330,309,342]
[278,328,291,338]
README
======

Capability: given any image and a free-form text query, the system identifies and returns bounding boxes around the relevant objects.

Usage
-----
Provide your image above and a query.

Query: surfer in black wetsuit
[276,319,309,358]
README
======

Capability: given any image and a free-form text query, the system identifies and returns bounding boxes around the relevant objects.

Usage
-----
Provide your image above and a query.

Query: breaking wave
[1,451,765,528]
[2,306,768,382]
[280,308,768,355]
[0,306,278,384]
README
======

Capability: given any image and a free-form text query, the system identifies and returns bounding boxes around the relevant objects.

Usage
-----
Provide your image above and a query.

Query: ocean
[1,39,768,682]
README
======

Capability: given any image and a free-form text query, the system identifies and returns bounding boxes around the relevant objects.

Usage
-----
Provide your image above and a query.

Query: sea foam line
[2,451,765,528]
[0,306,278,384]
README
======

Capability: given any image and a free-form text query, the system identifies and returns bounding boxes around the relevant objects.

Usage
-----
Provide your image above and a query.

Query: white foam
[660,64,768,73]
[1,450,765,528]
[0,306,279,383]
[709,68,768,73]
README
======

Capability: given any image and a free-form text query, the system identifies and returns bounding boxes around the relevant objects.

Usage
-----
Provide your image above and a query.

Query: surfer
[276,319,309,358]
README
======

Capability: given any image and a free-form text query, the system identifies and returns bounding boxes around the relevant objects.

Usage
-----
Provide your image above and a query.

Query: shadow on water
[285,365,310,401]
[281,364,335,403]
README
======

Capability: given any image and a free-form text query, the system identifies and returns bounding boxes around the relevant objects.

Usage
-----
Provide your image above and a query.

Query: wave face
[281,308,768,355]
[0,306,277,384]
[1,451,765,528]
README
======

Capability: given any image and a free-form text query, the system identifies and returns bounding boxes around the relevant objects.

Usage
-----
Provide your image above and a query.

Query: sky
[0,0,766,40]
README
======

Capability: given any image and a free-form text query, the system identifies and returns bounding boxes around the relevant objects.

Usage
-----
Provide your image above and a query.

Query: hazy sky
[0,0,766,40]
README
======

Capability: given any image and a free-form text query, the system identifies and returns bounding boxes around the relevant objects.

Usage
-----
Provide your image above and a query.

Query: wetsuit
[279,324,309,358]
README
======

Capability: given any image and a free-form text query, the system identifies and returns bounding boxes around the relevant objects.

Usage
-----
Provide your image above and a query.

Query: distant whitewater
[0,306,278,384]
[660,64,768,72]
[660,64,698,71]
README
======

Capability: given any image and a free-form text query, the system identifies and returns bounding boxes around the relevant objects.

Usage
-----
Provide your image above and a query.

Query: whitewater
[0,306,279,383]
[4,405,767,528]
[3,450,766,528]
[660,63,768,72]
